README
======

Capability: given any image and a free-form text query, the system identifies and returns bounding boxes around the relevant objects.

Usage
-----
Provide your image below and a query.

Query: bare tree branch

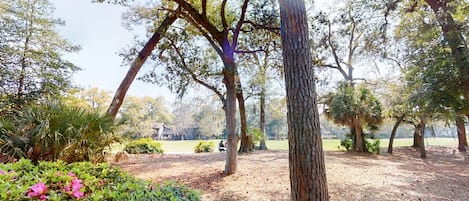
[179,11,223,57]
[167,37,226,104]
[243,20,281,33]
[221,0,229,33]
[232,0,250,50]
[327,20,348,80]
[173,0,223,43]
[202,0,207,20]
[234,49,265,54]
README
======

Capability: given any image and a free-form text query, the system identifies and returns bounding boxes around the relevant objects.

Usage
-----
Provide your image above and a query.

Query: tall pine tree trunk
[279,0,329,199]
[388,115,405,154]
[107,12,179,119]
[456,117,467,152]
[17,9,34,101]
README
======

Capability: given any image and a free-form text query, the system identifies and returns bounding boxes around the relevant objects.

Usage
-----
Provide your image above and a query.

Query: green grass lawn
[112,138,460,153]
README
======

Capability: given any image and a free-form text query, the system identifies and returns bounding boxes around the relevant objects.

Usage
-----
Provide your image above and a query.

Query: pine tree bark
[388,115,405,154]
[107,12,179,119]
[279,0,329,199]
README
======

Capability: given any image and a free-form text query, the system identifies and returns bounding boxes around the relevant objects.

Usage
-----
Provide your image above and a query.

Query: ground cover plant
[0,159,200,200]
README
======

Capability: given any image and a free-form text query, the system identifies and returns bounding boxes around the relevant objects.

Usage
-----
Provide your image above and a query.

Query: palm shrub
[0,118,29,163]
[194,141,214,153]
[0,99,120,163]
[324,83,383,152]
[124,138,164,154]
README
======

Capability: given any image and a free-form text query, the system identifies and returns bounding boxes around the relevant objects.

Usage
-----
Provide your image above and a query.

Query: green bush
[194,141,214,153]
[366,139,381,154]
[339,138,353,151]
[124,138,164,154]
[339,136,381,154]
[0,159,200,200]
[247,128,263,149]
[0,99,120,164]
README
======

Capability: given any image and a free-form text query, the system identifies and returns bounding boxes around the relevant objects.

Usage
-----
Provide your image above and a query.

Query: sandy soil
[115,146,469,201]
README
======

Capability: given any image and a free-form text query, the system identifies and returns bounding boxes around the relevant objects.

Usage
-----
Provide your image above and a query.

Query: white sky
[51,0,176,100]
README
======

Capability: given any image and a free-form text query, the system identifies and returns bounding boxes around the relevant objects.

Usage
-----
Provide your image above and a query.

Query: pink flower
[71,179,83,190]
[72,190,84,199]
[65,179,85,199]
[65,184,71,192]
[0,170,5,175]
[67,172,77,178]
[27,182,47,198]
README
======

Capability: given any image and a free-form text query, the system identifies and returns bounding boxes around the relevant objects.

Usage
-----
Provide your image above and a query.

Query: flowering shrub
[0,159,200,200]
[27,182,48,200]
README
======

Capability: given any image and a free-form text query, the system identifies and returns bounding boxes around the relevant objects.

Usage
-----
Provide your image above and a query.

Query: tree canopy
[0,0,80,114]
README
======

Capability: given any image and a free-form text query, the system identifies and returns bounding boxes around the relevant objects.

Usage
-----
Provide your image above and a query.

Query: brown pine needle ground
[115,146,469,201]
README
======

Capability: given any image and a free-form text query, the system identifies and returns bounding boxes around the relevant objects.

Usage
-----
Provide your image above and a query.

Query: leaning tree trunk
[388,115,405,154]
[425,0,469,103]
[237,81,251,153]
[456,117,467,152]
[107,12,179,119]
[279,0,329,199]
